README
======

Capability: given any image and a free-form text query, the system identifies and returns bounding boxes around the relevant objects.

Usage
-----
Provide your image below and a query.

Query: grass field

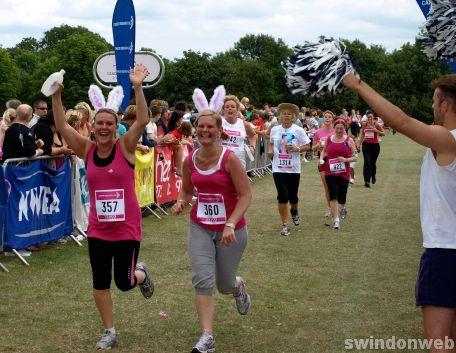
[0,133,427,353]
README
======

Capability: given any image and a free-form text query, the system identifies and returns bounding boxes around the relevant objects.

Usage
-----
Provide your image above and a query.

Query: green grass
[0,133,427,353]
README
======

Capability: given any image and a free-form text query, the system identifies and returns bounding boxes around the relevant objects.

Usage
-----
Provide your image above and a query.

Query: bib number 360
[197,193,227,225]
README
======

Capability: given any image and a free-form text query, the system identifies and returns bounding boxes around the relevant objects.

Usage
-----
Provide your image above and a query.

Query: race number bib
[329,158,346,174]
[222,129,241,148]
[197,193,227,225]
[277,154,293,170]
[95,189,125,222]
[364,129,375,139]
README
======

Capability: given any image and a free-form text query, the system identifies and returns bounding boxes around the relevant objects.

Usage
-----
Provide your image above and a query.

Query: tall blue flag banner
[416,0,431,17]
[112,0,136,111]
[4,159,73,250]
[416,0,456,72]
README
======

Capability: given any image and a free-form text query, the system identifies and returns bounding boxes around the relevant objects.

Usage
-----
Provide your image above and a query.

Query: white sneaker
[333,220,340,230]
[95,329,117,350]
[76,234,86,241]
[325,209,331,218]
[349,178,354,184]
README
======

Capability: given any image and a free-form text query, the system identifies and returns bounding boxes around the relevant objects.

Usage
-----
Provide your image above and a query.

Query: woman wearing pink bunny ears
[51,64,154,350]
[172,86,252,353]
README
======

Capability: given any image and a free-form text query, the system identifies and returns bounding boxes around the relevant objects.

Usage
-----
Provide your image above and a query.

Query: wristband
[225,222,236,229]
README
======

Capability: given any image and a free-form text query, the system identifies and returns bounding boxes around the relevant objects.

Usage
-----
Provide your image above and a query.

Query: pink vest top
[86,141,141,241]
[189,147,247,231]
[324,136,351,180]
[363,126,379,144]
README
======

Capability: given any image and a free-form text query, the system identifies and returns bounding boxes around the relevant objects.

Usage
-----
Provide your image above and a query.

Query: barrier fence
[0,137,271,271]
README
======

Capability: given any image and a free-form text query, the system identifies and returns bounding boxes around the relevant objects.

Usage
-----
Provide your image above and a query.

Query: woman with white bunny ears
[172,86,252,353]
[52,64,154,350]
[221,94,257,167]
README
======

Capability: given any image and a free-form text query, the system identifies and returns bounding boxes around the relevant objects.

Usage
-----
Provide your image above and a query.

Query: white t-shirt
[146,121,157,136]
[420,129,456,248]
[221,117,247,166]
[270,124,310,173]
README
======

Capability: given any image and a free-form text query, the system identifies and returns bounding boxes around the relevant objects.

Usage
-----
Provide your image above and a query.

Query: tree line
[0,25,449,122]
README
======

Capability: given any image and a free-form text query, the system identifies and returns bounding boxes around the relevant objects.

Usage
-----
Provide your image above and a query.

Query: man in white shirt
[343,72,456,352]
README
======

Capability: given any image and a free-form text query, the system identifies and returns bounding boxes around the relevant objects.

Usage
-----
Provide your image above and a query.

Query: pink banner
[154,146,182,205]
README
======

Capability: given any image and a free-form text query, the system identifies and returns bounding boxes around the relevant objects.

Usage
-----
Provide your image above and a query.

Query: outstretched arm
[121,64,150,158]
[342,73,456,155]
[52,84,92,159]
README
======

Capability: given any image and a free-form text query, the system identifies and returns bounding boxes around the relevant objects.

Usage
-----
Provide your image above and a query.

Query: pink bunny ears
[88,85,124,112]
[192,85,226,113]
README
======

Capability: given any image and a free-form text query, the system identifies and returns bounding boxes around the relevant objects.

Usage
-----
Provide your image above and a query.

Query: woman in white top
[268,103,310,236]
[221,95,257,167]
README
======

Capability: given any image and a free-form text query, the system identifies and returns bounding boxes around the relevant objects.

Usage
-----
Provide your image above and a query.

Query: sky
[0,0,427,60]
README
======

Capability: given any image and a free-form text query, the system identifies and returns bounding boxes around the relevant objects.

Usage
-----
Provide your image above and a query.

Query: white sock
[334,218,340,222]
[106,327,116,335]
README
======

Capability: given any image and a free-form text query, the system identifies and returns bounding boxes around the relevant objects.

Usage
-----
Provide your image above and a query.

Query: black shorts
[324,175,349,204]
[416,248,456,308]
[273,172,300,204]
[88,237,140,291]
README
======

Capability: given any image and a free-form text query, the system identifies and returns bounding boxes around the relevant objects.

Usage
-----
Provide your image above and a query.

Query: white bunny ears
[88,85,124,112]
[192,85,226,113]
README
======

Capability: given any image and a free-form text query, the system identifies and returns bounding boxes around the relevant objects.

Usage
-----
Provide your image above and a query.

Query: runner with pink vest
[320,119,357,229]
[357,110,385,187]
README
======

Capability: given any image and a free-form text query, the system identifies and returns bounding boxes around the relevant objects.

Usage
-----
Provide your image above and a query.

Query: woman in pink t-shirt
[52,65,154,350]
[312,111,335,217]
[320,119,357,229]
[172,104,252,353]
[357,111,385,187]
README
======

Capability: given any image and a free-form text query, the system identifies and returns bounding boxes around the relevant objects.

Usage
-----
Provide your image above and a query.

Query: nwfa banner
[112,0,136,111]
[4,159,73,250]
[135,149,155,207]
[154,146,182,205]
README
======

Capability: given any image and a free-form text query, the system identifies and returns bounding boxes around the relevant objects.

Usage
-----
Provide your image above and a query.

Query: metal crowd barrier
[0,137,273,271]
[245,134,272,180]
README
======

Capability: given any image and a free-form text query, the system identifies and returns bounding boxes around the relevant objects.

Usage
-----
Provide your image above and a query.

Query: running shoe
[372,177,376,184]
[192,331,215,353]
[135,262,154,299]
[340,207,347,219]
[96,329,117,350]
[332,220,340,230]
[234,277,251,315]
[364,182,370,188]
[349,178,354,184]
[280,224,290,236]
[291,213,301,226]
[325,209,332,218]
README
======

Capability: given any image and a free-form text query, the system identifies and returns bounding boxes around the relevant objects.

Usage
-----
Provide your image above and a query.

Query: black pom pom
[282,38,360,97]
[420,0,456,59]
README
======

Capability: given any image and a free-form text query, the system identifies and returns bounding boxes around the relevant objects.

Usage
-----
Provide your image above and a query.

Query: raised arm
[52,84,92,159]
[342,73,456,155]
[120,64,150,157]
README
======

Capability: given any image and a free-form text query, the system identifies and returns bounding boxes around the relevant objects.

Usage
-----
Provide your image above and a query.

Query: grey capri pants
[188,220,248,296]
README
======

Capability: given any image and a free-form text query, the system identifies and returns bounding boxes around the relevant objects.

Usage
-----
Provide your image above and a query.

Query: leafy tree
[0,48,21,106]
